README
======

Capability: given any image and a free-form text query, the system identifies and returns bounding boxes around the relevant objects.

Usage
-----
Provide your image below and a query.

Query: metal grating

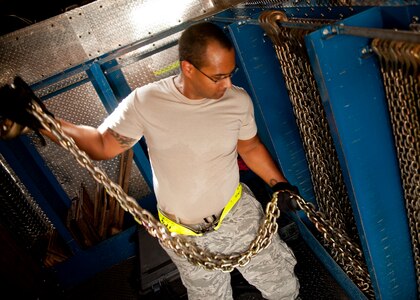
[0,154,54,248]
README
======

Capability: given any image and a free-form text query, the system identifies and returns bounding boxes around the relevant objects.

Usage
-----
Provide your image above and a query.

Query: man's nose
[221,76,232,89]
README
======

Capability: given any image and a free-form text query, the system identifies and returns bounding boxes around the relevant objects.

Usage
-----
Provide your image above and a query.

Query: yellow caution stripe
[153,60,180,76]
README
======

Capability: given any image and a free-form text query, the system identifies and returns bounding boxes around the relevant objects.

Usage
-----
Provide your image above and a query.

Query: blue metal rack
[225,18,368,299]
[304,6,418,300]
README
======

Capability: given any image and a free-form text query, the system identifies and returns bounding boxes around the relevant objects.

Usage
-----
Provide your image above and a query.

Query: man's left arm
[237,135,287,187]
[238,135,301,212]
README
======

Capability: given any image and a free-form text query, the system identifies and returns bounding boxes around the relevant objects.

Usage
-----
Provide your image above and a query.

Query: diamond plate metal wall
[0,0,243,86]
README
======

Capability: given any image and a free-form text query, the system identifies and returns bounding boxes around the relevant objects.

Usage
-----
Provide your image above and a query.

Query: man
[2,22,300,299]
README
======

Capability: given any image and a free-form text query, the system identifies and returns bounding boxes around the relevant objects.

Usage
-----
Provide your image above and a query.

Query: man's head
[178,22,237,99]
[179,22,233,69]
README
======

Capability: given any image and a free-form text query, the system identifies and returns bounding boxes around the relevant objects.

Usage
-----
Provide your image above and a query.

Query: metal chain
[259,10,374,298]
[27,100,287,273]
[371,38,420,294]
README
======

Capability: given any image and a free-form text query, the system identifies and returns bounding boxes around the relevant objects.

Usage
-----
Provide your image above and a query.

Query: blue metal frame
[305,6,417,299]
[43,58,158,288]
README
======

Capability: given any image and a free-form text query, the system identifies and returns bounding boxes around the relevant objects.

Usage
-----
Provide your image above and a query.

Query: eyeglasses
[190,62,238,83]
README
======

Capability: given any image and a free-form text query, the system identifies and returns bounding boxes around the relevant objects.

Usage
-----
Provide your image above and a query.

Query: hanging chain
[24,100,294,272]
[259,10,374,298]
[371,38,420,294]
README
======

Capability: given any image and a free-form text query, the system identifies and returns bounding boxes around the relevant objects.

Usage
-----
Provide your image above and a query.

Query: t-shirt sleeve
[238,93,258,140]
[98,88,144,140]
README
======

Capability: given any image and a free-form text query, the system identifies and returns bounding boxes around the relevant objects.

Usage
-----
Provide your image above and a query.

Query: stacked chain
[371,38,420,294]
[25,100,292,273]
[259,10,374,298]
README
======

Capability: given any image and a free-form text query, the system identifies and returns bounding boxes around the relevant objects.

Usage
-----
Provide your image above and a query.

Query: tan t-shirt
[99,75,257,223]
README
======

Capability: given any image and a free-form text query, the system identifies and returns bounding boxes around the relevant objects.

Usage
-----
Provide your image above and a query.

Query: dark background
[0,0,96,36]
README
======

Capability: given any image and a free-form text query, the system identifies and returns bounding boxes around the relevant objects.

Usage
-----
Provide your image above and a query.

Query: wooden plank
[118,149,133,229]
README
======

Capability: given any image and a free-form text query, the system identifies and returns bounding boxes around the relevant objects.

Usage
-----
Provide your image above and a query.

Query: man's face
[189,41,236,100]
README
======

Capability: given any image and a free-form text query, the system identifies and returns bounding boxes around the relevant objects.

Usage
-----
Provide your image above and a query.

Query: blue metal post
[86,63,154,191]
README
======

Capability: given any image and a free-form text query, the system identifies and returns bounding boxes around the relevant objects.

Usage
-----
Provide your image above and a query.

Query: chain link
[371,38,420,294]
[25,101,286,272]
[259,10,374,298]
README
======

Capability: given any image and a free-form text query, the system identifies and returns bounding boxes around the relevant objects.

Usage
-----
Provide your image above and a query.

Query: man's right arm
[42,119,137,161]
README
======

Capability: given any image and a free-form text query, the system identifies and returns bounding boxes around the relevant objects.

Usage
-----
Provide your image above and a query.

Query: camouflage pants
[161,183,300,300]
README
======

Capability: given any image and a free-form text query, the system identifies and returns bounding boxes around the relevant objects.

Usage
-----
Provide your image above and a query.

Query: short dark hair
[178,22,233,68]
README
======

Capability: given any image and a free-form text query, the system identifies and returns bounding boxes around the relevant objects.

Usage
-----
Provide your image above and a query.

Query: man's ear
[180,60,194,78]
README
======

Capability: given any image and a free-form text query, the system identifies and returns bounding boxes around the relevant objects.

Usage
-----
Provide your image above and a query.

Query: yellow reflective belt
[213,184,242,230]
[158,210,202,236]
[158,184,242,236]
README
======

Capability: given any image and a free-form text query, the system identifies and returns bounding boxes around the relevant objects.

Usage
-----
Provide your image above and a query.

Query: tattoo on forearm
[269,179,279,187]
[108,129,136,149]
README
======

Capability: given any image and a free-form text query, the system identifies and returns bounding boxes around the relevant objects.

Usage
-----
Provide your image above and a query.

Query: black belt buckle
[199,214,219,234]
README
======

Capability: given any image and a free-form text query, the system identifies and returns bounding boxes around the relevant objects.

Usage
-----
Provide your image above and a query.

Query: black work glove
[272,182,300,213]
[0,76,54,145]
